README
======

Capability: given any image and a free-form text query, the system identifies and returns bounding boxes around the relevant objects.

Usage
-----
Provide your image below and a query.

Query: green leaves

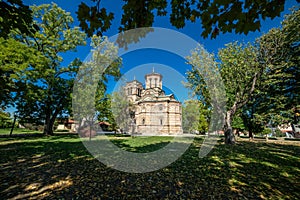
[182,99,209,134]
[0,0,36,38]
[77,2,114,37]
[8,3,87,134]
[76,0,288,39]
[0,37,47,106]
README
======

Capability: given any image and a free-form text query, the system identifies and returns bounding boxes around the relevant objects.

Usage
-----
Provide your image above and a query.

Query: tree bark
[249,129,254,140]
[43,108,59,135]
[9,115,17,136]
[43,112,53,135]
[224,110,236,144]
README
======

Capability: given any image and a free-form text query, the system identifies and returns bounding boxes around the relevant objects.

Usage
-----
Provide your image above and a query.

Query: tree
[110,88,133,133]
[250,8,300,128]
[185,44,227,138]
[76,0,298,39]
[11,3,87,135]
[186,8,300,144]
[182,99,209,134]
[186,42,261,144]
[231,114,245,136]
[72,35,122,136]
[218,42,263,144]
[0,37,46,107]
[96,94,117,131]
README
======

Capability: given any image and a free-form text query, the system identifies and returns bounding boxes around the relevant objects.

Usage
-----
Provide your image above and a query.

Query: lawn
[0,128,42,135]
[0,135,300,199]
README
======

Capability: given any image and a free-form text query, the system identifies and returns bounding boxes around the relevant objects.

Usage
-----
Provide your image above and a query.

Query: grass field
[0,128,41,135]
[0,135,300,199]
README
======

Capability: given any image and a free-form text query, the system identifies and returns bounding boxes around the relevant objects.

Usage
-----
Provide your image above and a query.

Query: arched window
[142,118,145,125]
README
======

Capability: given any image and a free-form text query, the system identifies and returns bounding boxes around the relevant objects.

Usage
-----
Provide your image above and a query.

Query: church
[124,70,183,135]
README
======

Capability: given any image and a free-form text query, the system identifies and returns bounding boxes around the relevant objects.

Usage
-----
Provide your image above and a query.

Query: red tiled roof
[99,121,111,126]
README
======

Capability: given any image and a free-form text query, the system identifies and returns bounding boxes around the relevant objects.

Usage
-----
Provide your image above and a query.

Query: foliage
[73,35,122,133]
[0,109,13,128]
[1,135,300,199]
[10,3,87,135]
[186,42,261,143]
[110,88,133,133]
[0,0,37,38]
[76,0,295,39]
[0,37,46,107]
[185,44,226,135]
[96,94,117,131]
[253,8,300,125]
[182,99,209,134]
[231,114,245,131]
[218,42,261,112]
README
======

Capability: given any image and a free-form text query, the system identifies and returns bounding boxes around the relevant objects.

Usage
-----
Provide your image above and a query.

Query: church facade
[124,71,183,135]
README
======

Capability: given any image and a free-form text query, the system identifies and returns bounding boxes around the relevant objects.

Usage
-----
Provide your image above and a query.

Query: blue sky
[20,0,299,105]
[24,0,299,60]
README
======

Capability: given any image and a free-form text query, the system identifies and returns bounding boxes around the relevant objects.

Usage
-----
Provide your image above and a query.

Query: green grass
[0,135,300,199]
[108,136,174,153]
[0,128,41,135]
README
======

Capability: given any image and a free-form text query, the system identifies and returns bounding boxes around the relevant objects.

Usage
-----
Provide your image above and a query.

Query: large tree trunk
[224,110,236,144]
[43,108,60,135]
[43,112,54,135]
[249,130,254,140]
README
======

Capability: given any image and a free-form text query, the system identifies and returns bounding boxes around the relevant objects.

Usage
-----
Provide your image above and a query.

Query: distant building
[124,70,182,134]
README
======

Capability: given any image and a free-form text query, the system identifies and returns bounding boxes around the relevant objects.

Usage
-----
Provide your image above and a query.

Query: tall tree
[252,8,300,127]
[186,42,262,144]
[72,35,122,135]
[11,3,87,135]
[218,42,262,144]
[110,88,133,133]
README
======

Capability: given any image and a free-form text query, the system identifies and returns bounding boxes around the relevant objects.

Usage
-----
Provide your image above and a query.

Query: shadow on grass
[0,136,299,199]
[109,137,172,153]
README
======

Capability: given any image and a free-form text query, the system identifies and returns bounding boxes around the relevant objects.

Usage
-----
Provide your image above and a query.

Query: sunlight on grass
[12,177,73,200]
[0,135,300,199]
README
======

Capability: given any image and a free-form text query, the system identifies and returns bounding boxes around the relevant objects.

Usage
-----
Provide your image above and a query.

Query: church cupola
[124,77,143,102]
[145,68,162,89]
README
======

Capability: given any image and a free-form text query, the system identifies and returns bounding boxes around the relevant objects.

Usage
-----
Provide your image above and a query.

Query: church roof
[126,79,143,86]
[136,93,179,103]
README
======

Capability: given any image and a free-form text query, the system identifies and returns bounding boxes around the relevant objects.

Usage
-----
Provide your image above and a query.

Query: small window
[158,104,163,111]
[142,118,145,125]
[160,119,163,125]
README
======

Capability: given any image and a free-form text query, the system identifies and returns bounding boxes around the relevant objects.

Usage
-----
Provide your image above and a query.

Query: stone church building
[124,70,183,135]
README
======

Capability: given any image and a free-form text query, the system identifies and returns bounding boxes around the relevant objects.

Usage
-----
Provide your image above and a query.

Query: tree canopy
[0,0,37,38]
[77,0,299,39]
[185,7,300,143]
[10,3,87,135]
